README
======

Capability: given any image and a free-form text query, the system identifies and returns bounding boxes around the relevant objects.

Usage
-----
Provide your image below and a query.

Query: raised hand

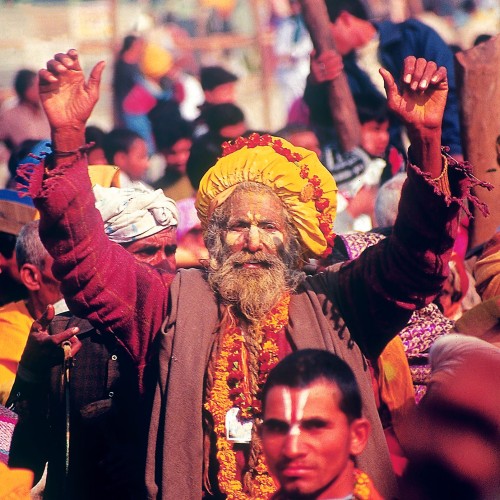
[380,56,448,133]
[39,49,105,132]
[19,304,81,375]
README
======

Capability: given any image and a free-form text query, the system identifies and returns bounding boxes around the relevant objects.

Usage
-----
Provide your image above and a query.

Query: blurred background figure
[0,69,50,153]
[112,34,145,128]
[0,190,36,307]
[151,116,194,201]
[103,128,152,190]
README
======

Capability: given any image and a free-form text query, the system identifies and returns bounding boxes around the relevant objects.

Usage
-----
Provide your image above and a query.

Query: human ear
[349,418,370,456]
[19,263,41,291]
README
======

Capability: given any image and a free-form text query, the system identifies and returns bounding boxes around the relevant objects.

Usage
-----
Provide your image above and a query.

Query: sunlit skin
[224,191,286,265]
[122,227,177,275]
[163,137,192,174]
[260,381,369,499]
[114,137,149,181]
[360,120,390,158]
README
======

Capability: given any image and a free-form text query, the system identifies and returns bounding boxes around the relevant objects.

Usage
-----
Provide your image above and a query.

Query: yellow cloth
[196,134,337,258]
[140,43,173,80]
[0,463,33,499]
[377,336,416,437]
[88,164,121,188]
[474,232,500,301]
[0,301,33,405]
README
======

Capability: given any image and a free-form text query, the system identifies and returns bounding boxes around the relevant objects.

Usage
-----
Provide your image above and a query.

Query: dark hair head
[14,69,37,100]
[120,34,141,55]
[200,65,238,91]
[0,231,17,259]
[151,116,193,152]
[262,349,363,421]
[324,0,369,22]
[85,125,106,148]
[355,95,389,124]
[203,103,245,132]
[103,128,144,164]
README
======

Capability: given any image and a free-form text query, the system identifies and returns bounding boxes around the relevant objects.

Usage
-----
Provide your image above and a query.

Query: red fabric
[122,84,158,115]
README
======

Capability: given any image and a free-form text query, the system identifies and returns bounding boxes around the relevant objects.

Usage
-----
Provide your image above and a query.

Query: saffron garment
[0,301,33,405]
[23,150,470,498]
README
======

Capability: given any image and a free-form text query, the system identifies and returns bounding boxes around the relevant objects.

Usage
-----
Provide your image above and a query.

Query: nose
[245,225,263,252]
[282,431,304,458]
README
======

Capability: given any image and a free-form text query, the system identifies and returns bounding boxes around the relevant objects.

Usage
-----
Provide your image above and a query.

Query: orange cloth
[0,463,33,499]
[0,301,33,405]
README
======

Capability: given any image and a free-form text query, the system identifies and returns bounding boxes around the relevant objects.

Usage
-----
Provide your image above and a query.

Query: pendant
[225,407,253,443]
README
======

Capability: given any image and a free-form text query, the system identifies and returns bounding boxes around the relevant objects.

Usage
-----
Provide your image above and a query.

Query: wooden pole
[297,0,360,152]
[455,35,500,248]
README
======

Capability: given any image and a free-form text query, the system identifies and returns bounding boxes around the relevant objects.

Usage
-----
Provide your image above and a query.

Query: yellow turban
[195,133,337,258]
[140,43,173,80]
[474,232,500,301]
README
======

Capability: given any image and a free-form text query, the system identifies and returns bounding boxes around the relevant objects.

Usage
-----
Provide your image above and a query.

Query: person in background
[112,34,145,128]
[151,116,194,201]
[306,0,463,162]
[195,65,239,136]
[0,69,50,153]
[8,185,179,500]
[187,102,247,190]
[0,190,36,307]
[0,220,61,405]
[122,43,175,154]
[85,125,108,166]
[103,128,151,190]
[275,123,322,159]
[260,349,381,500]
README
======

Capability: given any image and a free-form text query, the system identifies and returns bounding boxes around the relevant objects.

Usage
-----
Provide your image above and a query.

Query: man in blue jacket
[304,0,463,167]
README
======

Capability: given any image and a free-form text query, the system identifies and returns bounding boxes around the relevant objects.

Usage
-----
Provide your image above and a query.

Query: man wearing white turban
[8,185,178,500]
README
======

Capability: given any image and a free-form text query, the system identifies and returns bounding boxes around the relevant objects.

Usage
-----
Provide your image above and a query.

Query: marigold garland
[221,133,336,258]
[353,468,383,500]
[204,294,290,499]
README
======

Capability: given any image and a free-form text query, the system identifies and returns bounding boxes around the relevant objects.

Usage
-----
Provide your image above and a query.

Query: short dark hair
[14,69,37,100]
[325,0,369,22]
[103,128,144,164]
[355,95,389,124]
[203,103,245,132]
[200,65,238,91]
[151,116,193,152]
[262,349,362,421]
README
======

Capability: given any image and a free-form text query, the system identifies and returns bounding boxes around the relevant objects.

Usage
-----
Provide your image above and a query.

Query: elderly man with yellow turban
[14,49,488,499]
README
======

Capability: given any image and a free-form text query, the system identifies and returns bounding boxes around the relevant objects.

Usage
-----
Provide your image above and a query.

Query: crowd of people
[0,0,499,499]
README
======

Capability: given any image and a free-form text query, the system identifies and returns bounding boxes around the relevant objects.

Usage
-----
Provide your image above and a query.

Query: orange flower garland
[353,469,383,500]
[204,294,291,499]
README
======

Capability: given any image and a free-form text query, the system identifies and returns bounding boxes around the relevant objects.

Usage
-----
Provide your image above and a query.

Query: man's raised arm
[20,50,171,385]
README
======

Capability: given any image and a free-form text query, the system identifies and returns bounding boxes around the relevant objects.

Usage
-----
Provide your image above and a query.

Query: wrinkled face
[204,82,237,104]
[119,138,149,181]
[164,137,192,174]
[360,120,390,158]
[224,190,286,260]
[261,381,357,499]
[123,227,177,275]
